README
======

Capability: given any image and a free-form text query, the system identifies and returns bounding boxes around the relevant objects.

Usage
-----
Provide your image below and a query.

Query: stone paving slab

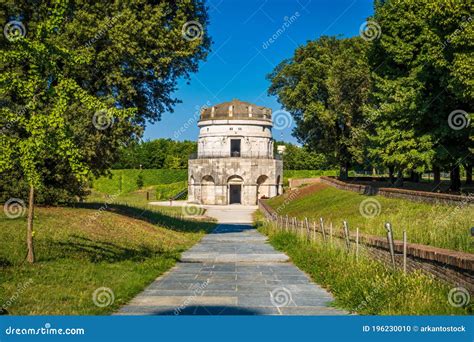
[116,206,347,316]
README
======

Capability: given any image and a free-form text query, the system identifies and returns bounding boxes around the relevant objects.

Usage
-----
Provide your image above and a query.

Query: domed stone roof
[201,99,272,121]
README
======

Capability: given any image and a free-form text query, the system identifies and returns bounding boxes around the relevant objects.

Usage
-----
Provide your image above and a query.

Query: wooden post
[312,221,316,242]
[385,222,396,267]
[285,215,288,232]
[319,217,326,241]
[343,220,350,251]
[304,217,309,240]
[146,191,149,201]
[329,221,333,246]
[403,230,407,274]
[356,228,359,262]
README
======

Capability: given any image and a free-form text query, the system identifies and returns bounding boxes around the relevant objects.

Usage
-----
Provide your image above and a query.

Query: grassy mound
[155,181,187,200]
[266,184,473,253]
[92,169,187,194]
[0,205,214,315]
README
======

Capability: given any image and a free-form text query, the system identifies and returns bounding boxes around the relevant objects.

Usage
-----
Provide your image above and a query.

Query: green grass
[92,169,187,194]
[0,205,215,315]
[257,218,472,315]
[266,184,473,253]
[155,181,187,200]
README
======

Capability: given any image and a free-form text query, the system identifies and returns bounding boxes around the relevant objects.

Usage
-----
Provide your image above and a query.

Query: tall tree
[367,0,473,190]
[0,0,211,262]
[1,0,211,201]
[268,36,371,179]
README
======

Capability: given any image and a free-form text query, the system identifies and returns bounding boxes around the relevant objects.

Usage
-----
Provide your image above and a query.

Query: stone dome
[200,99,272,121]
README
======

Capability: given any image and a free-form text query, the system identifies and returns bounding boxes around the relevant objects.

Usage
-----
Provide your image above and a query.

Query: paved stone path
[116,205,347,315]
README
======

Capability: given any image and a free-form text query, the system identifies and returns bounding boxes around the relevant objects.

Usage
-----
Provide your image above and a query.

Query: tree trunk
[27,184,35,263]
[394,170,404,187]
[388,165,395,184]
[449,165,461,192]
[410,170,420,183]
[339,162,349,180]
[465,164,472,185]
[433,166,441,184]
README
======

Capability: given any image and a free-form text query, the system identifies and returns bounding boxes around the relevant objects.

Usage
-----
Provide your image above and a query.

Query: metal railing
[189,152,282,160]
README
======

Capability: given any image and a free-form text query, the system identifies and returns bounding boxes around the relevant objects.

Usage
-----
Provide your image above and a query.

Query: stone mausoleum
[188,99,283,205]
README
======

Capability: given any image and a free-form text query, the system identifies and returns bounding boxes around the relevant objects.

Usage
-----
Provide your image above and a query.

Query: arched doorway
[201,175,215,204]
[276,175,281,195]
[227,175,243,204]
[257,175,269,201]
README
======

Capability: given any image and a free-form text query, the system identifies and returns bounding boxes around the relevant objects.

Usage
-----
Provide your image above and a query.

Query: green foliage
[136,172,144,189]
[113,139,197,169]
[275,141,332,170]
[258,222,470,315]
[266,185,473,253]
[268,36,371,178]
[366,0,473,178]
[0,0,210,201]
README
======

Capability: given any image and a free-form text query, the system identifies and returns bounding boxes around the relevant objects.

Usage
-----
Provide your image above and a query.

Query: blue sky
[144,0,374,144]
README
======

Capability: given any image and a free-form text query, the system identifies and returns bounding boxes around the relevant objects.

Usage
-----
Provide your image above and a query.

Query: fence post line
[285,215,288,232]
[385,222,396,267]
[343,220,350,251]
[319,217,327,241]
[356,228,359,262]
[403,230,407,274]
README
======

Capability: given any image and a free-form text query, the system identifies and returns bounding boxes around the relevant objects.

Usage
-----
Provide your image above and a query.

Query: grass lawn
[0,205,215,315]
[266,183,473,253]
[92,169,187,194]
[257,218,471,315]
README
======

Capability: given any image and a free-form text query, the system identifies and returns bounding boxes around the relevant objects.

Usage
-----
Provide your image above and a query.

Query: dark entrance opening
[229,184,242,204]
[230,139,241,157]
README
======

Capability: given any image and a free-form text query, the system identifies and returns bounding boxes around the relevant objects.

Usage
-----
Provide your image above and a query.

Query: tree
[268,37,371,179]
[0,0,210,262]
[367,0,473,190]
[274,141,331,170]
[1,0,211,202]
